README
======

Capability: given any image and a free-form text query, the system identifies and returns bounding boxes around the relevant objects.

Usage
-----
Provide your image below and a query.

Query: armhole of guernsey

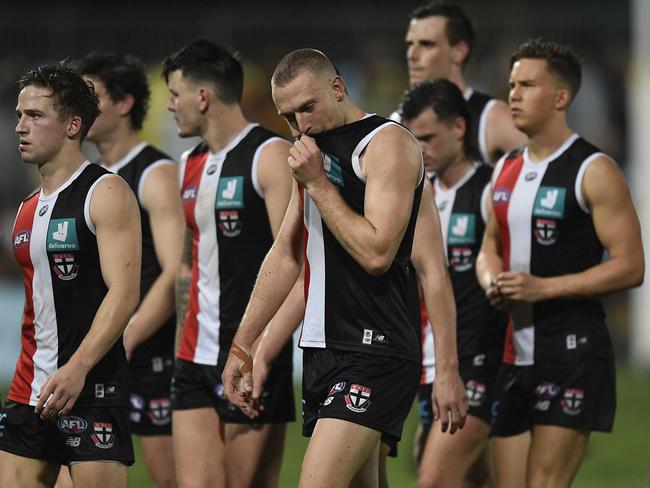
[575,152,607,214]
[137,159,176,204]
[491,153,508,190]
[251,137,288,198]
[84,174,115,235]
[480,181,491,224]
[479,99,498,163]
[351,121,422,183]
[178,149,192,189]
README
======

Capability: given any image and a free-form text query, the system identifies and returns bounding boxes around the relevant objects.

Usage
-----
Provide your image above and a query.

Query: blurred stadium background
[0,0,648,485]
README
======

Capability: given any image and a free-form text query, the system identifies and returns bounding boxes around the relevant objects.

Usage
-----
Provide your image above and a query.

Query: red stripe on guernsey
[492,155,524,364]
[8,193,40,403]
[177,152,207,361]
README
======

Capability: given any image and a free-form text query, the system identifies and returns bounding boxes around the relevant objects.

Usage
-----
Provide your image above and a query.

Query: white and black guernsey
[300,114,424,363]
[420,164,507,383]
[10,162,128,407]
[492,134,614,366]
[178,124,292,369]
[105,143,176,371]
[464,88,498,164]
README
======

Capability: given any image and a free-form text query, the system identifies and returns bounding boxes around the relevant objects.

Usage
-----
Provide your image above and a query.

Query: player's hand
[288,135,329,190]
[431,368,468,434]
[486,277,508,310]
[35,362,87,419]
[221,343,254,415]
[496,271,548,303]
[247,347,273,419]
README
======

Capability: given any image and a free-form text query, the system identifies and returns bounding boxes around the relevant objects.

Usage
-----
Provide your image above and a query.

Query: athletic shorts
[302,348,420,445]
[0,400,134,466]
[491,356,616,437]
[418,351,501,438]
[128,359,174,436]
[170,358,295,424]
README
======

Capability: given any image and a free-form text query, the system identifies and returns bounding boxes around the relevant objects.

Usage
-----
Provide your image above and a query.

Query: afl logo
[206,164,217,175]
[182,186,198,201]
[39,205,48,216]
[57,415,88,434]
[492,188,511,204]
[14,230,30,248]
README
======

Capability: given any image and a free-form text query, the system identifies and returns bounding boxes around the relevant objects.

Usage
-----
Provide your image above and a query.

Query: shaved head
[272,48,337,88]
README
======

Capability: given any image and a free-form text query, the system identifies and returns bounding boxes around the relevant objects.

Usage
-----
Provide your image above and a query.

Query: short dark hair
[162,39,243,105]
[409,3,475,66]
[76,52,150,130]
[272,48,337,89]
[399,79,478,159]
[511,39,582,100]
[18,63,100,141]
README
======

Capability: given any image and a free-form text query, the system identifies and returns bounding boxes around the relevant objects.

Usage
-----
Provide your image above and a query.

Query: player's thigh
[527,425,589,488]
[70,460,127,488]
[491,432,530,488]
[0,450,59,488]
[138,435,176,488]
[300,418,381,488]
[172,408,224,485]
[224,422,287,487]
[54,465,73,488]
[419,414,490,488]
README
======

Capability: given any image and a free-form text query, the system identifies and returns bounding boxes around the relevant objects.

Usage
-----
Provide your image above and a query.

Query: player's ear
[332,75,346,102]
[451,41,470,67]
[116,94,135,117]
[452,115,466,141]
[67,115,83,139]
[554,87,571,111]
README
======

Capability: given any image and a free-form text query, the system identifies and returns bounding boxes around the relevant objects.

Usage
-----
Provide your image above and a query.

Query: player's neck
[526,118,573,163]
[341,100,368,126]
[39,145,87,196]
[437,154,473,190]
[95,129,142,167]
[448,69,467,94]
[203,104,250,154]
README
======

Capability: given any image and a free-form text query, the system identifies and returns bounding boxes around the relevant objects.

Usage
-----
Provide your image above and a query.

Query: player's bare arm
[123,163,185,360]
[175,228,192,347]
[291,125,422,275]
[36,175,141,418]
[476,192,506,309]
[411,181,467,434]
[222,182,304,409]
[496,156,644,302]
[485,100,527,163]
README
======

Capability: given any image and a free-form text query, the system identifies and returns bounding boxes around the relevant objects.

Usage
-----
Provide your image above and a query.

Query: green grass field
[2,367,648,486]
[123,367,650,487]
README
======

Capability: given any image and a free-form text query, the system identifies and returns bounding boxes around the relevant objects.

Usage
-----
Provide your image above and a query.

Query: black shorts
[170,358,295,424]
[0,401,134,466]
[491,356,616,437]
[129,358,174,436]
[419,351,501,437]
[302,348,420,445]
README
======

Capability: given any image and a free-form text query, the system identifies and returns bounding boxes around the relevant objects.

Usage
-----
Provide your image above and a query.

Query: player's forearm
[233,247,302,352]
[68,285,140,373]
[255,274,305,364]
[419,269,458,371]
[306,177,405,276]
[174,264,192,346]
[476,249,504,290]
[541,255,644,300]
[127,270,176,347]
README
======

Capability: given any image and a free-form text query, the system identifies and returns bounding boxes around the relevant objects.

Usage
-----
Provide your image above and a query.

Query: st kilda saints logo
[91,422,114,449]
[345,384,371,413]
[148,398,172,426]
[52,253,79,280]
[465,380,486,407]
[218,210,242,237]
[534,218,558,246]
[561,388,584,416]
